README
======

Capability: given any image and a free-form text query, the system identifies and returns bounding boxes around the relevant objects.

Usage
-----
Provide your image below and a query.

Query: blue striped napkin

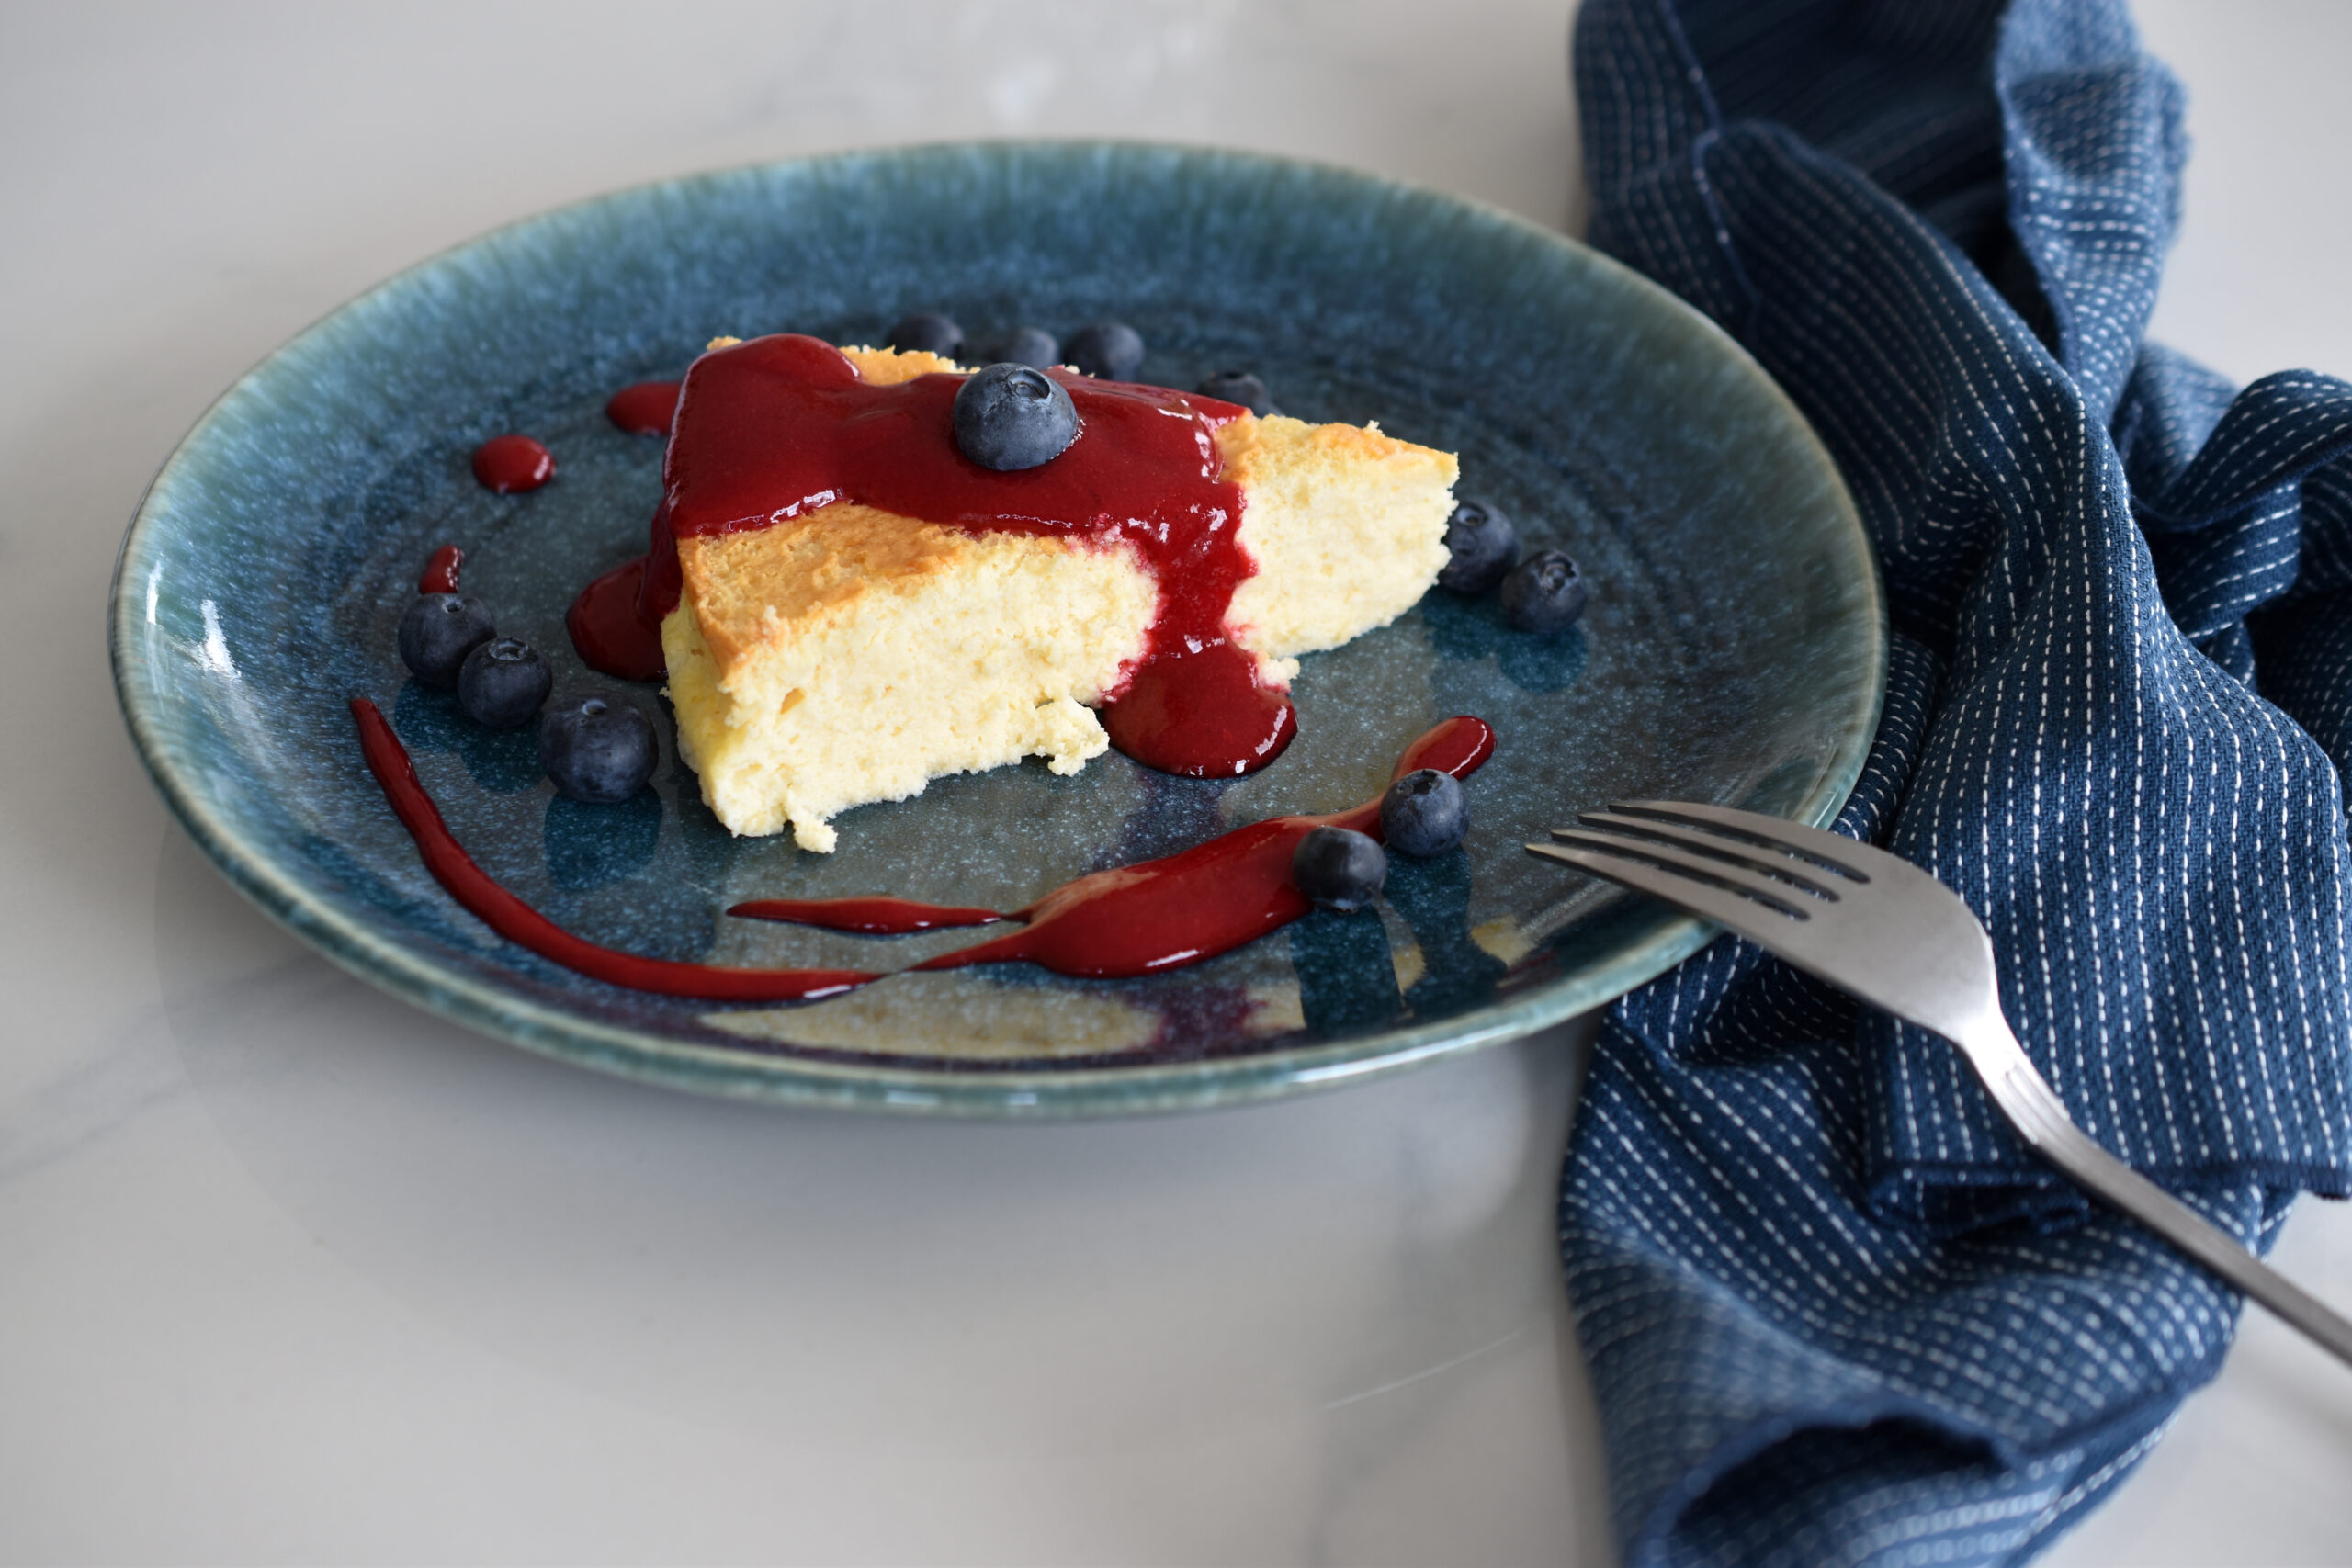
[1560,1,2352,1562]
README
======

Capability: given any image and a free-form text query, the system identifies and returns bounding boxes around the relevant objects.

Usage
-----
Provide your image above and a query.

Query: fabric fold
[1561,1,2352,1562]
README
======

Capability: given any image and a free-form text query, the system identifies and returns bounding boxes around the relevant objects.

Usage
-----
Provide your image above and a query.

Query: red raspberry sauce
[605,379,681,435]
[472,434,555,493]
[352,698,874,1001]
[734,716,1495,979]
[417,544,464,594]
[358,692,1490,993]
[720,897,1005,935]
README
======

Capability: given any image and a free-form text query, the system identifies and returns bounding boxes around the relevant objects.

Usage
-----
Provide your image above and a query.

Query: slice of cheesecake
[660,339,1456,852]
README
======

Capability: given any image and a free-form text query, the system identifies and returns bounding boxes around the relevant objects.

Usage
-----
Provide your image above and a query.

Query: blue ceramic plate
[111,142,1881,1114]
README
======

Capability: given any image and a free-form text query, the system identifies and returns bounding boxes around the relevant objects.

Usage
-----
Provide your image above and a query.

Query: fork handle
[1995,1063,2352,1368]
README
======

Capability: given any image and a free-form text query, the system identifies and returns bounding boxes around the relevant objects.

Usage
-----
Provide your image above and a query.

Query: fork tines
[1526,802,1862,925]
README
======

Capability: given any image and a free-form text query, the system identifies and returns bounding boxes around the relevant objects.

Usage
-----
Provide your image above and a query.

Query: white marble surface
[4,2,2348,1562]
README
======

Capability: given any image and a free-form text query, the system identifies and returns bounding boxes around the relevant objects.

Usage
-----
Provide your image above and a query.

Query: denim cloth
[1561,2,2352,1562]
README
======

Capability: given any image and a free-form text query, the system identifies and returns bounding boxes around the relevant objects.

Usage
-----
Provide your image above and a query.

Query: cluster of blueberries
[1440,499,1588,635]
[887,310,1277,474]
[395,592,658,804]
[1292,769,1471,912]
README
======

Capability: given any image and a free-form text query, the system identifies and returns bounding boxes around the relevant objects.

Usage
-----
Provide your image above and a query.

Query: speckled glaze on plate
[110,142,1882,1115]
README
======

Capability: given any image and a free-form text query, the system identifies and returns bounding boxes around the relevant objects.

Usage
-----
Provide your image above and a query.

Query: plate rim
[109,138,1886,1117]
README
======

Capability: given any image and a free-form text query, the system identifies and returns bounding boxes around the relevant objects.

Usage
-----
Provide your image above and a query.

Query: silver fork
[1528,799,2352,1369]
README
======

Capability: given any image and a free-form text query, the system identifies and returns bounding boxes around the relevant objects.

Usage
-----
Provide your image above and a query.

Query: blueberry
[1380,769,1468,857]
[539,691,659,803]
[398,593,496,689]
[1292,826,1387,911]
[985,326,1060,369]
[1064,321,1144,381]
[1194,369,1277,416]
[887,310,965,359]
[458,637,552,728]
[1501,549,1589,634]
[1438,499,1520,595]
[954,362,1081,471]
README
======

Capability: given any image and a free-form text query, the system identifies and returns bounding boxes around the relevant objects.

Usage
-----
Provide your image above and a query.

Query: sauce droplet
[565,553,669,683]
[605,379,681,436]
[1099,641,1297,777]
[417,544,464,595]
[472,434,555,493]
